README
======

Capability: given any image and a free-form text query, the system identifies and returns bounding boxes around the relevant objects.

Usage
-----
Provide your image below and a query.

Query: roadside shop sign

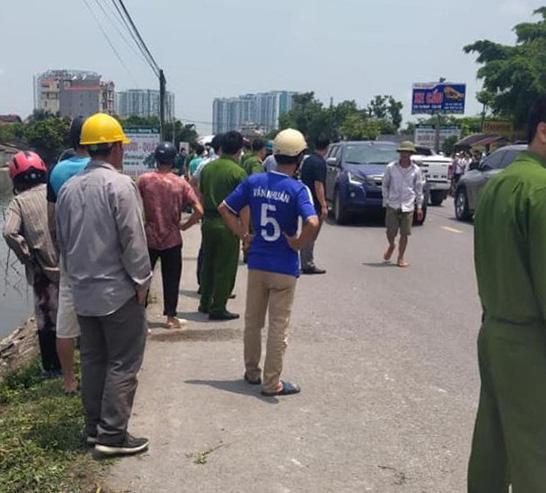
[122,126,160,177]
[414,125,461,149]
[412,83,466,115]
[483,120,514,138]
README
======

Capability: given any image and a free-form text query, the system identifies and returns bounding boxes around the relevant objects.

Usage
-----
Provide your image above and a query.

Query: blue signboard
[412,83,466,115]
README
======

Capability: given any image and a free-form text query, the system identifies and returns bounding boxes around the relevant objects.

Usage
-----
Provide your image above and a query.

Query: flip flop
[397,260,410,268]
[261,381,301,397]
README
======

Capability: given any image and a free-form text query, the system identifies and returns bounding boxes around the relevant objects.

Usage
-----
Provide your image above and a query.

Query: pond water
[0,192,33,339]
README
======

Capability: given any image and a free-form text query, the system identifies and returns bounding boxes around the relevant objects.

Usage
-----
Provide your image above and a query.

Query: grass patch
[0,359,109,493]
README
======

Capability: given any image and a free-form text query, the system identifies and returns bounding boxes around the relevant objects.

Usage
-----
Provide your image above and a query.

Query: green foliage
[464,7,546,126]
[442,135,459,155]
[23,117,71,165]
[278,92,404,146]
[0,360,106,493]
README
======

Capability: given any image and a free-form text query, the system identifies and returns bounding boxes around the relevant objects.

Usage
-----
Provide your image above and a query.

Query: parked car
[454,144,527,221]
[412,146,452,206]
[325,141,429,225]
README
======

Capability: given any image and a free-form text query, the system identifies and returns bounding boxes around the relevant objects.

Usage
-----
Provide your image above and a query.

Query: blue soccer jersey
[224,171,317,277]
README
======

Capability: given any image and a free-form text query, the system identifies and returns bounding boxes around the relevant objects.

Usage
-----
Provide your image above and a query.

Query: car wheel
[455,187,472,221]
[333,189,350,225]
[430,190,444,206]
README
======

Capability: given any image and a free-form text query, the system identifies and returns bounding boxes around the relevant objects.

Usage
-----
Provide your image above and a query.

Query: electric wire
[93,0,150,68]
[80,0,140,87]
[114,0,161,77]
[108,0,159,76]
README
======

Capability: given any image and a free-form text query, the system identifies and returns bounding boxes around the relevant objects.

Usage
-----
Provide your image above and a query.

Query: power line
[80,0,139,87]
[114,0,160,77]
[93,0,150,68]
[108,0,159,75]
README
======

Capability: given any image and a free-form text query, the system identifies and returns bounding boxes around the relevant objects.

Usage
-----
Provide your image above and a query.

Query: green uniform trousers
[468,317,546,492]
[199,217,240,315]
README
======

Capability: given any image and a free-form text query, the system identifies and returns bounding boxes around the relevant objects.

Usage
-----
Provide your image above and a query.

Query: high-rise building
[212,91,297,134]
[33,70,115,118]
[116,89,175,121]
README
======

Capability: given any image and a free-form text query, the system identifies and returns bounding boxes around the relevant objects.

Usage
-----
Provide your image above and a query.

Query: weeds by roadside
[0,359,109,493]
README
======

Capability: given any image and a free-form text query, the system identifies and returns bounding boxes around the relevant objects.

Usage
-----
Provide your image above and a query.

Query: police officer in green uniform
[469,95,546,492]
[198,131,247,320]
[241,139,266,176]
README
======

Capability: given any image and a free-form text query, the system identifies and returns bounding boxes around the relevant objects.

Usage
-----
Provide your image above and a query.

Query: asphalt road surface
[108,198,481,493]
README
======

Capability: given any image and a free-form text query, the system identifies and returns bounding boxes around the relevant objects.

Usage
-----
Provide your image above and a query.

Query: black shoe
[302,266,326,275]
[209,311,240,321]
[198,305,209,314]
[95,434,149,456]
[244,373,262,385]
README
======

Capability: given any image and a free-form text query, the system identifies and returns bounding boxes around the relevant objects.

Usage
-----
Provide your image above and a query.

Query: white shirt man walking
[381,141,424,268]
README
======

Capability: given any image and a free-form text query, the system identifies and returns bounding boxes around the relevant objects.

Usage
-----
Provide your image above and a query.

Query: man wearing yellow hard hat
[56,113,152,457]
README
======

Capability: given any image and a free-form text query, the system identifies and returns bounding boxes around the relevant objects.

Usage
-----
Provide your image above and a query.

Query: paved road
[108,199,481,493]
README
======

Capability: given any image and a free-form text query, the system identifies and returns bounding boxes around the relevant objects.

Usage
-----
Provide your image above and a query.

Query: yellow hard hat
[80,113,131,146]
[273,129,307,157]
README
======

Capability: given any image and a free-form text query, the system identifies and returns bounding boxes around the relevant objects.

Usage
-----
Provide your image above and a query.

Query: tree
[24,117,70,165]
[366,95,403,131]
[278,93,404,145]
[442,135,459,156]
[464,7,546,127]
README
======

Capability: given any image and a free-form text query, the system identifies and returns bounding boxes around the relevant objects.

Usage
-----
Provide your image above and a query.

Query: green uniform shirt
[242,154,264,176]
[475,151,546,324]
[200,156,247,219]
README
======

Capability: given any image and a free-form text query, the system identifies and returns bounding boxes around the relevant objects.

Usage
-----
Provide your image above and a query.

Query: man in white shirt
[381,141,424,268]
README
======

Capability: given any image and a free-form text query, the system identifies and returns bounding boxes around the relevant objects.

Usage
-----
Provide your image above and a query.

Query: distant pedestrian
[468,95,546,492]
[56,113,152,456]
[198,131,247,320]
[174,147,187,176]
[47,116,89,393]
[3,151,61,377]
[381,141,424,268]
[300,137,330,274]
[241,139,266,176]
[218,129,319,396]
[138,142,203,329]
[188,144,205,177]
[263,153,277,172]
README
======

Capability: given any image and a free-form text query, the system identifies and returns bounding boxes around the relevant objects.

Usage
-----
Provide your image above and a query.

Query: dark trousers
[199,218,239,315]
[197,244,204,286]
[149,244,182,317]
[78,297,147,443]
[33,273,61,372]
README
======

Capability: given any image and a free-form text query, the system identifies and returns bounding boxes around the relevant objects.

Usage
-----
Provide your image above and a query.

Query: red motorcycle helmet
[9,151,48,188]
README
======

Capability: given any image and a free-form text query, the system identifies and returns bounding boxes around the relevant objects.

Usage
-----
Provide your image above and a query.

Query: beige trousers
[244,269,297,393]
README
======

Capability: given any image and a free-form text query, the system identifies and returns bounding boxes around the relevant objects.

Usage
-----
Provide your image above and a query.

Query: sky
[0,0,543,135]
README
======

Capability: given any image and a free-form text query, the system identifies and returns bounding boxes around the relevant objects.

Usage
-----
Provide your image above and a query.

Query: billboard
[122,126,160,177]
[412,83,466,115]
[414,125,461,149]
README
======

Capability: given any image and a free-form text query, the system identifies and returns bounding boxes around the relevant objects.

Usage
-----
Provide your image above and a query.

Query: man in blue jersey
[218,129,319,396]
[47,116,89,393]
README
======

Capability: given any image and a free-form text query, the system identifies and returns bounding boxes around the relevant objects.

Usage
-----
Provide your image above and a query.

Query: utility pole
[159,69,166,141]
[434,77,447,153]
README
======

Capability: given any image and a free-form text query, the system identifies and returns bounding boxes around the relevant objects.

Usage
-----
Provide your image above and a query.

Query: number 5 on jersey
[260,204,281,242]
